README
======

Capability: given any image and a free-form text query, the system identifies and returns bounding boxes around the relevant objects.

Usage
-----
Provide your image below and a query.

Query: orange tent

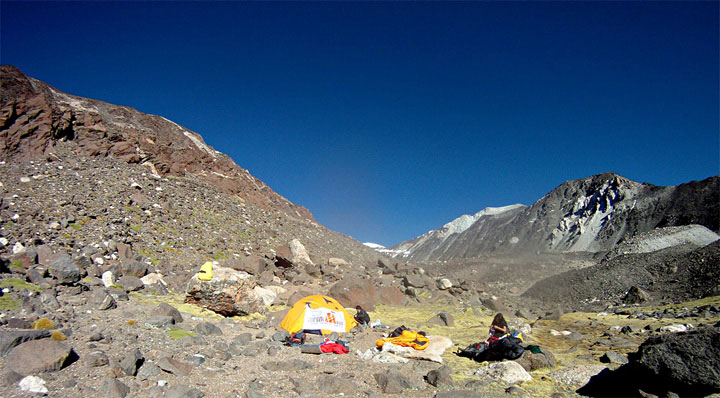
[280,294,357,335]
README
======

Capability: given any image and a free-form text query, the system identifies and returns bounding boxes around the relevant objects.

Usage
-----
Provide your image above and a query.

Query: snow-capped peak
[363,242,385,249]
[436,204,525,239]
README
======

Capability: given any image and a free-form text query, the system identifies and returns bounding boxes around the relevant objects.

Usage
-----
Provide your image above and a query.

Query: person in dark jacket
[489,313,508,338]
[354,305,370,326]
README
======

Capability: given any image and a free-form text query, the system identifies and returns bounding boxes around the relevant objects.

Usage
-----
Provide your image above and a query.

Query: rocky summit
[1,66,719,398]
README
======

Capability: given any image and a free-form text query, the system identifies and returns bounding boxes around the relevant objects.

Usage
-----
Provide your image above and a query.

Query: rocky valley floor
[1,277,719,398]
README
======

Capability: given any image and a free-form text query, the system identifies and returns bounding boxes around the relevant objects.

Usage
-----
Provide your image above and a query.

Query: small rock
[102,271,115,288]
[117,275,144,291]
[373,370,423,393]
[102,376,130,398]
[0,369,23,387]
[194,322,223,336]
[90,288,117,310]
[18,375,48,395]
[119,348,144,376]
[145,315,175,329]
[137,362,162,379]
[164,384,205,398]
[85,351,110,367]
[157,357,194,376]
[156,303,183,323]
[599,351,628,364]
[426,365,454,387]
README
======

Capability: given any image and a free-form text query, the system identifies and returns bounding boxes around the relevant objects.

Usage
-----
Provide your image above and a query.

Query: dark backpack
[456,341,489,361]
[388,325,409,338]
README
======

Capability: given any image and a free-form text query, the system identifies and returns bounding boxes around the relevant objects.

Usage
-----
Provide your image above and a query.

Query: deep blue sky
[2,2,718,246]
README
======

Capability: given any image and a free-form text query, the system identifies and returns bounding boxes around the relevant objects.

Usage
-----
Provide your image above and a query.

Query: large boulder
[515,348,556,371]
[0,330,52,355]
[377,286,406,306]
[328,276,377,310]
[288,239,312,265]
[474,361,532,384]
[6,339,77,375]
[49,254,81,284]
[225,255,266,276]
[578,326,720,397]
[184,265,266,316]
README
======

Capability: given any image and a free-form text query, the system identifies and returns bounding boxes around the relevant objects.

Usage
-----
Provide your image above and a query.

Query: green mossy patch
[0,278,43,292]
[167,328,197,340]
[0,296,20,310]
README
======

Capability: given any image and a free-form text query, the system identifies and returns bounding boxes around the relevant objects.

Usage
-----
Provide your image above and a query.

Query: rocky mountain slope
[0,65,387,277]
[0,65,313,222]
[389,173,719,262]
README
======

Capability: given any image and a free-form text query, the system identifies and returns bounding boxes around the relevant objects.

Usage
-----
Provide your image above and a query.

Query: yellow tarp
[376,330,430,350]
[197,261,213,281]
[279,294,357,335]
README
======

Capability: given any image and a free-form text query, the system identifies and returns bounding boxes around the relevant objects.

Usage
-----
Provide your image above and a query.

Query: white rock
[19,176,31,183]
[12,242,25,254]
[11,214,19,220]
[101,271,115,288]
[48,221,60,230]
[253,286,277,306]
[437,278,453,290]
[19,375,48,394]
[289,239,312,265]
[328,257,349,267]
[131,182,142,189]
[141,273,166,286]
[474,361,532,384]
[0,237,8,247]
[265,285,287,296]
[660,324,693,333]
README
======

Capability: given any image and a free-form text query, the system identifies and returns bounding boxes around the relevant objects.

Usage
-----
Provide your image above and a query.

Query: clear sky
[2,2,718,246]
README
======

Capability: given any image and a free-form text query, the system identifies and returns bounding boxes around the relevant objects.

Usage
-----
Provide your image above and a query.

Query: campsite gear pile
[457,331,528,362]
[376,325,430,350]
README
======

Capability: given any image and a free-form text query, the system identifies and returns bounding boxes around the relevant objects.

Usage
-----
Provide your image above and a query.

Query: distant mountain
[0,65,313,221]
[388,173,719,262]
[391,204,526,260]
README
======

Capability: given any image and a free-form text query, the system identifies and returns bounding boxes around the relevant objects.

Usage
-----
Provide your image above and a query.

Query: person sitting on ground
[354,305,370,326]
[489,313,508,339]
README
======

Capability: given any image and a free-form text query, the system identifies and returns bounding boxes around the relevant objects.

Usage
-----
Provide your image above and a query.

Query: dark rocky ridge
[522,240,720,313]
[392,173,719,262]
[0,65,313,222]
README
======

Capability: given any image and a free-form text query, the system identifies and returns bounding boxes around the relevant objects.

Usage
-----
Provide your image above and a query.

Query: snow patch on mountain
[387,204,526,258]
[363,242,384,249]
[436,204,526,239]
[549,178,639,252]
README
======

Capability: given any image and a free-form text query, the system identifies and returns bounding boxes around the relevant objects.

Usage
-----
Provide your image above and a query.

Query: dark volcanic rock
[578,327,720,397]
[49,254,81,284]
